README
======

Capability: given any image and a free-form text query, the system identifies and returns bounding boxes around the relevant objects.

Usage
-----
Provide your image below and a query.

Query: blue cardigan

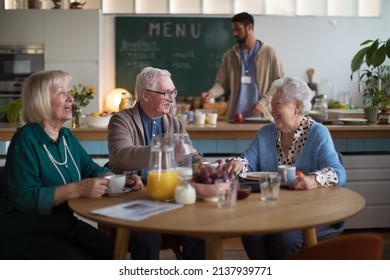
[242,122,346,187]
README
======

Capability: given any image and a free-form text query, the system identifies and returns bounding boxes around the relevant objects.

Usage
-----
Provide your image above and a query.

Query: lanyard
[240,41,260,75]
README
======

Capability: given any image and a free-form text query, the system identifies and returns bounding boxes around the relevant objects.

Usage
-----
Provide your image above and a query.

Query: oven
[0,44,44,121]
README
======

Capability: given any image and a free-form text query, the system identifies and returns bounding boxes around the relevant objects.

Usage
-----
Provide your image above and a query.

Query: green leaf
[360,39,374,46]
[386,38,390,58]
[370,45,387,67]
[351,47,369,73]
[366,39,379,66]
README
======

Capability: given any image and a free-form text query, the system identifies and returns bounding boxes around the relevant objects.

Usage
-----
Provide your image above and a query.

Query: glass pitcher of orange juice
[147,135,179,201]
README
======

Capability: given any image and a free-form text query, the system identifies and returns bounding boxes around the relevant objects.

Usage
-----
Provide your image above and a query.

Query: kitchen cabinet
[43,9,100,115]
[0,10,44,44]
[344,155,390,229]
[44,10,99,61]
[0,9,101,115]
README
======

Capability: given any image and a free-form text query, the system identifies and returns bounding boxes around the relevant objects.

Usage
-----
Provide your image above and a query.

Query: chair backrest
[288,233,384,260]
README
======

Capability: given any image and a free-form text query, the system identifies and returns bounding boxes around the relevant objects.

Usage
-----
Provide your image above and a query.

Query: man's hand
[201,91,213,103]
[251,103,264,116]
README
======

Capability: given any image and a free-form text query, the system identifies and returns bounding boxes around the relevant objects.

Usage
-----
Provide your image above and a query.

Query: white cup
[195,109,206,125]
[187,111,195,122]
[177,113,188,124]
[278,165,296,186]
[206,109,218,125]
[105,174,126,193]
[215,179,238,208]
[259,173,281,201]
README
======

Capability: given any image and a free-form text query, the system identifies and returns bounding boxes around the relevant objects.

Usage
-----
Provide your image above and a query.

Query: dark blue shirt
[139,107,164,181]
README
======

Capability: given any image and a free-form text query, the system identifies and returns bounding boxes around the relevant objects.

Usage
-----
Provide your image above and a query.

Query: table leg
[205,237,223,260]
[114,227,130,260]
[302,227,317,248]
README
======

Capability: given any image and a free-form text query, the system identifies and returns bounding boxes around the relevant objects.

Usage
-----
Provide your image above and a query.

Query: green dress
[0,123,109,259]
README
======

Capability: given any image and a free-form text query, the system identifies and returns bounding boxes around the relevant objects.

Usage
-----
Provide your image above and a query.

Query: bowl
[237,184,252,200]
[309,110,328,123]
[84,115,112,128]
[193,182,217,202]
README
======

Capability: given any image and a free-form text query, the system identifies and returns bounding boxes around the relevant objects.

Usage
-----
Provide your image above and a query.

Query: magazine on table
[91,199,183,221]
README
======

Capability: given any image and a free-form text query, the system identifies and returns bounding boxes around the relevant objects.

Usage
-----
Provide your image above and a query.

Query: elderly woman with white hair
[225,76,346,259]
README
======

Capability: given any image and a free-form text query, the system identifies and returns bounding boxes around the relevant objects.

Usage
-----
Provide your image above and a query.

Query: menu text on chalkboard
[115,17,235,97]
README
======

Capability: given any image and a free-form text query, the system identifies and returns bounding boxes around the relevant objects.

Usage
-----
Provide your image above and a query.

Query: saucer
[239,172,278,181]
[106,187,131,197]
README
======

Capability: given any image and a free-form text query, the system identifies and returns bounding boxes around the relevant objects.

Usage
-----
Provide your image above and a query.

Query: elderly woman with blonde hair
[0,70,142,259]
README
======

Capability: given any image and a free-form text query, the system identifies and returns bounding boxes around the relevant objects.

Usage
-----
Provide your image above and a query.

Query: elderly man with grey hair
[107,66,204,260]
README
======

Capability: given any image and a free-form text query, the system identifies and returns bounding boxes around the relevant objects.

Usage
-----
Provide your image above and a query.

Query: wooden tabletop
[68,187,365,260]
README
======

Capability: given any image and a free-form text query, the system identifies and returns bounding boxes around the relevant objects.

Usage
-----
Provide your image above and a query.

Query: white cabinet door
[0,10,44,44]
[44,9,99,61]
[344,154,390,229]
[44,9,100,114]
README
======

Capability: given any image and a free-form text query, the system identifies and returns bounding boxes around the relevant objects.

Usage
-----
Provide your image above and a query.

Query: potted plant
[350,38,390,123]
[0,98,23,126]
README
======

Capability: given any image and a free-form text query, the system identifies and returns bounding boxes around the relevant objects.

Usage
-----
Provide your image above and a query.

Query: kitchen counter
[1,121,389,141]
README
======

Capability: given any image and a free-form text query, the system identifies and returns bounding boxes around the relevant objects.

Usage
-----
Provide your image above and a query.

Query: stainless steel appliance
[0,44,44,121]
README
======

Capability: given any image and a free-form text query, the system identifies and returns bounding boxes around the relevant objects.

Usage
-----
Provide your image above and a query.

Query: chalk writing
[120,39,159,51]
[149,22,201,39]
[128,52,156,60]
[171,51,196,59]
[170,62,192,69]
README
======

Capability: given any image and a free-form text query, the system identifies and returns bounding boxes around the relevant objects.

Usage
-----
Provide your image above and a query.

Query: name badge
[241,76,252,84]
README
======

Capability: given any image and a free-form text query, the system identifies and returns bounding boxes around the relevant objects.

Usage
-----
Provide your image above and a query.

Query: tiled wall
[193,138,390,155]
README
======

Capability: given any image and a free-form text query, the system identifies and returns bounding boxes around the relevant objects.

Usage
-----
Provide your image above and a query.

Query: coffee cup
[278,165,296,186]
[105,174,126,193]
[195,109,206,126]
[186,111,194,122]
[206,109,218,126]
[177,113,188,124]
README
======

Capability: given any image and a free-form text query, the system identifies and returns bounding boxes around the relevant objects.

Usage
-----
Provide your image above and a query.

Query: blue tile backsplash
[1,137,389,156]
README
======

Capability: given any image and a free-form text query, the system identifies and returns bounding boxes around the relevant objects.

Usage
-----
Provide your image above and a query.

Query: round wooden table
[68,187,365,260]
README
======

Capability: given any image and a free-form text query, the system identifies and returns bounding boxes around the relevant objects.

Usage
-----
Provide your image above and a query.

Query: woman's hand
[289,174,319,190]
[77,178,109,198]
[126,174,143,191]
[224,160,243,178]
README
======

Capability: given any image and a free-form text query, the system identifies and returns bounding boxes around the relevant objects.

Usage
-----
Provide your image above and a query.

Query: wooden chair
[287,233,384,260]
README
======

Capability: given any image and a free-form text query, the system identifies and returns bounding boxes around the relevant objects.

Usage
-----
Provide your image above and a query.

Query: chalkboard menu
[115,17,235,97]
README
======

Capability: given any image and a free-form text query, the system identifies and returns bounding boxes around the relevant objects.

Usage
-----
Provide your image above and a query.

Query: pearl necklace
[43,136,81,184]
